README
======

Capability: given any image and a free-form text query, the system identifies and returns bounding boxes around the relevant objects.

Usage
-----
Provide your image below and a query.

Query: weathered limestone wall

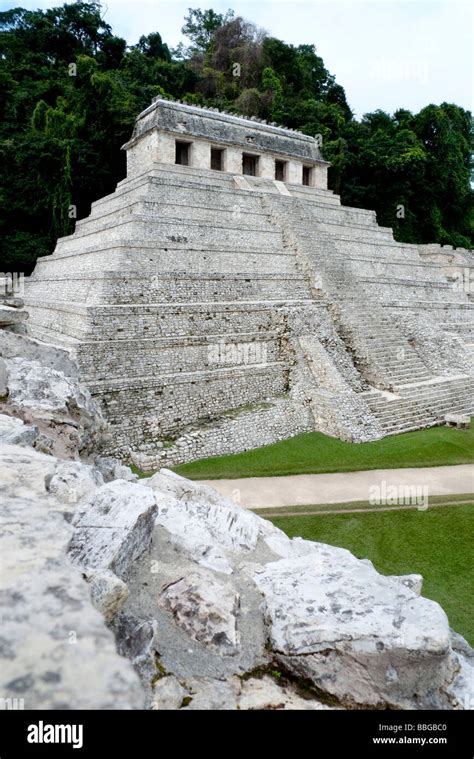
[129,397,313,470]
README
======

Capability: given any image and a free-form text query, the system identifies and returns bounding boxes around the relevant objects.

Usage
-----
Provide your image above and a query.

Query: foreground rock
[0,349,106,459]
[0,443,104,517]
[124,470,473,710]
[237,675,332,711]
[94,456,138,483]
[145,468,261,575]
[0,330,77,376]
[151,673,333,710]
[0,304,27,329]
[158,572,241,653]
[0,413,38,447]
[83,570,130,622]
[45,459,104,506]
[0,452,144,709]
[69,480,157,579]
[1,437,472,711]
[253,553,455,708]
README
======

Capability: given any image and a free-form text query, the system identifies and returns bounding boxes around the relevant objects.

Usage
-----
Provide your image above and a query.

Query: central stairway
[262,193,473,436]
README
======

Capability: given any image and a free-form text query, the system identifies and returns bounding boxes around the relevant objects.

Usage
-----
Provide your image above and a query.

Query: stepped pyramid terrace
[24,98,474,469]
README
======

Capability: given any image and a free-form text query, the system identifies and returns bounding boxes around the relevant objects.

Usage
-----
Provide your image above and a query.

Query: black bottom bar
[0,709,472,757]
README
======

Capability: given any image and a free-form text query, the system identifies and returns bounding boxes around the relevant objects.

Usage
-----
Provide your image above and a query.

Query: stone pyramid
[25,99,474,468]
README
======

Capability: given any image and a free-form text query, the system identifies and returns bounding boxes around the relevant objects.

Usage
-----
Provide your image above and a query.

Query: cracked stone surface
[252,553,457,708]
[68,479,157,580]
[158,571,241,653]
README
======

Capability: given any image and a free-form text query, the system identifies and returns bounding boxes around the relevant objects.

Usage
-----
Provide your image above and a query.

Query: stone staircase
[331,300,433,390]
[361,375,473,435]
[262,193,474,435]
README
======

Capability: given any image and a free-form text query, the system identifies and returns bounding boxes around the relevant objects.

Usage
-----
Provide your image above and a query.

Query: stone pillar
[191,139,211,170]
[287,160,302,185]
[225,147,243,174]
[313,165,328,190]
[259,154,275,179]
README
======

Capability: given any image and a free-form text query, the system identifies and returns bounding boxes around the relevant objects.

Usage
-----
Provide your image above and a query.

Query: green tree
[0,3,471,274]
[181,7,234,52]
[261,67,283,121]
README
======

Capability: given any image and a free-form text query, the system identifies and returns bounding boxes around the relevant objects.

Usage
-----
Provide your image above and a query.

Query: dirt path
[201,464,474,510]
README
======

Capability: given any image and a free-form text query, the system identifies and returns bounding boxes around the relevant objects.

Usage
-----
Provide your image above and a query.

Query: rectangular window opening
[175,141,191,166]
[211,147,224,171]
[275,160,287,182]
[242,153,259,177]
[302,165,313,186]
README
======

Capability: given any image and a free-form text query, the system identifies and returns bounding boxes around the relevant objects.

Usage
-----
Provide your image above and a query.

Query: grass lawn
[252,492,474,517]
[173,419,474,480]
[270,504,474,645]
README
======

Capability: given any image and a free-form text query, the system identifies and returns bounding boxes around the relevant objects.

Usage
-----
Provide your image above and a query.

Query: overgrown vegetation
[1,2,473,273]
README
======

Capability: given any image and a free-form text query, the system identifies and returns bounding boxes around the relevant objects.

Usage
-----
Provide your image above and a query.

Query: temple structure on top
[123,98,329,187]
[24,99,474,469]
